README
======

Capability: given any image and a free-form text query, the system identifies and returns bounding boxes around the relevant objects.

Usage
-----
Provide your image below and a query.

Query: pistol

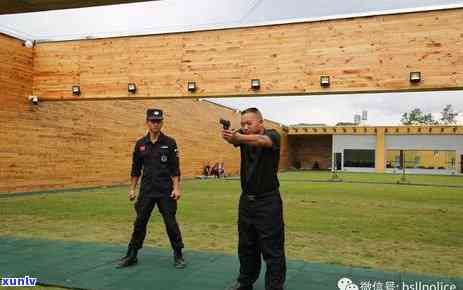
[219,118,231,130]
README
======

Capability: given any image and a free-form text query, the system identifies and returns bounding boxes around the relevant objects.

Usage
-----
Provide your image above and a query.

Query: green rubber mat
[0,237,461,290]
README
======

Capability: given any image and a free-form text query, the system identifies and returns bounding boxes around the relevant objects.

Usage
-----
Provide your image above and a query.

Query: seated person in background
[211,162,219,178]
[203,162,211,177]
[218,162,225,178]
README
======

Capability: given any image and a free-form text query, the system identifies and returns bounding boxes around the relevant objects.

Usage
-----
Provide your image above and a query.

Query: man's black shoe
[117,247,138,268]
[117,256,138,268]
[173,250,186,269]
[121,246,131,259]
[227,282,253,290]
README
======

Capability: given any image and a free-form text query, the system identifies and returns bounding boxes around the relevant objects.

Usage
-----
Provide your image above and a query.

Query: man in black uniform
[117,108,186,269]
[222,107,286,290]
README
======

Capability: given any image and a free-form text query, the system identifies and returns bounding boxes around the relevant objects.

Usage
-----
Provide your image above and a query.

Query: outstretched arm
[222,129,273,148]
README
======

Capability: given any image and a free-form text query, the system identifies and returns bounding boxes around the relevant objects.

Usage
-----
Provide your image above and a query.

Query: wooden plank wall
[0,34,33,192]
[33,8,463,101]
[0,34,289,194]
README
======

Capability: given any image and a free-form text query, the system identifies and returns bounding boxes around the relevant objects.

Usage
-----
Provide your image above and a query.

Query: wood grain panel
[33,42,80,99]
[32,8,463,101]
[2,33,288,193]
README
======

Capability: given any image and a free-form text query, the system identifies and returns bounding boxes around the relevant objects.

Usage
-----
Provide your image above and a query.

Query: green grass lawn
[279,170,463,186]
[1,171,462,281]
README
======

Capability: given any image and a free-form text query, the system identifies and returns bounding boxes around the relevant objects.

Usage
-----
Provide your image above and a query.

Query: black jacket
[131,132,180,196]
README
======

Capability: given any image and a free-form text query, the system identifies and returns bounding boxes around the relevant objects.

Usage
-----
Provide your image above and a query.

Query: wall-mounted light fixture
[187,81,196,92]
[409,72,421,83]
[72,85,81,96]
[24,40,34,48]
[320,76,330,87]
[28,95,38,105]
[251,79,261,90]
[128,83,137,93]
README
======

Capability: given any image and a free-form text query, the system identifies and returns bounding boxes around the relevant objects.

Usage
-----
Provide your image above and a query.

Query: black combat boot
[117,247,138,268]
[173,249,186,269]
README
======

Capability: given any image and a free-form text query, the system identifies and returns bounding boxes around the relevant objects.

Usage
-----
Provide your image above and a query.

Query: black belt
[242,190,278,201]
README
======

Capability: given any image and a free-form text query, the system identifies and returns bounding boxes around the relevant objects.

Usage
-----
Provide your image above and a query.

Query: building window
[386,150,456,170]
[343,149,375,168]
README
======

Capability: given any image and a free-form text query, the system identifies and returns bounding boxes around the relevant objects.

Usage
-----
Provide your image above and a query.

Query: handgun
[219,118,231,130]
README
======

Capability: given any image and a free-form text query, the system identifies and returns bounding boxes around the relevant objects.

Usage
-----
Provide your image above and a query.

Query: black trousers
[237,191,286,290]
[129,194,184,251]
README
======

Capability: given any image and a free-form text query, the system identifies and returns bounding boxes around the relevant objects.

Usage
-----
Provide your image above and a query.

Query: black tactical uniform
[235,129,286,290]
[118,109,184,269]
[128,131,184,252]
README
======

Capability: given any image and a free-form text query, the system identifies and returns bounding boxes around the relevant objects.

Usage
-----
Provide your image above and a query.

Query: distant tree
[422,112,438,125]
[401,108,437,125]
[440,104,459,125]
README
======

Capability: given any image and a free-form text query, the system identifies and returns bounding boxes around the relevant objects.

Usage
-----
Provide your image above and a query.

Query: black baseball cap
[146,109,163,120]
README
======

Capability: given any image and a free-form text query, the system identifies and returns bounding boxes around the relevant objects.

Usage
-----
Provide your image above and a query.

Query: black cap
[146,109,164,120]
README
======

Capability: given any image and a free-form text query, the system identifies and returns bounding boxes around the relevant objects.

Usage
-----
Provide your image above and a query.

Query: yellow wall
[375,128,385,173]
[387,150,457,169]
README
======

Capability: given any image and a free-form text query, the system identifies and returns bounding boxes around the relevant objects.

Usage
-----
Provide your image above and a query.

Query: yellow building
[287,125,463,175]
